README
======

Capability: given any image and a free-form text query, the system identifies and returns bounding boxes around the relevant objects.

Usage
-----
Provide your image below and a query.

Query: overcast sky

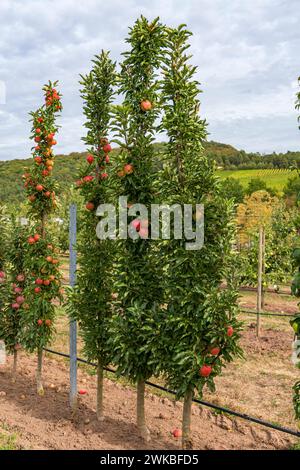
[0,0,299,161]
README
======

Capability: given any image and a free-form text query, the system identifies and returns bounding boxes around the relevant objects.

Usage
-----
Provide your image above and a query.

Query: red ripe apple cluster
[0,270,5,284]
[199,326,234,378]
[45,87,61,110]
[24,86,61,208]
[115,100,151,177]
[11,273,26,311]
[76,138,112,212]
[117,163,134,178]
[37,318,51,327]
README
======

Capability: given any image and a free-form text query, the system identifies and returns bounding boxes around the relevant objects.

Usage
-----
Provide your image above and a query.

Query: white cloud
[0,0,299,160]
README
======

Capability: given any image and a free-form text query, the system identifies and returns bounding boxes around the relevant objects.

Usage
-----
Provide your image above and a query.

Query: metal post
[69,204,77,412]
[256,226,263,337]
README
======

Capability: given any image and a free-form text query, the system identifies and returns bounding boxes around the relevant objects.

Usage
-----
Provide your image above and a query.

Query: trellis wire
[43,347,300,439]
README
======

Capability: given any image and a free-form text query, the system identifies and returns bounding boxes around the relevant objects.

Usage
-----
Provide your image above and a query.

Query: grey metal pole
[69,203,77,412]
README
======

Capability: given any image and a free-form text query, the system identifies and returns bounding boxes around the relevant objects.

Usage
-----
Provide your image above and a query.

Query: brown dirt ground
[0,325,298,451]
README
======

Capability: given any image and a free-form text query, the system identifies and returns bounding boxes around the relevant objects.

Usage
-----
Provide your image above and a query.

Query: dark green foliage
[109,16,165,382]
[0,219,28,353]
[67,51,117,364]
[246,177,275,196]
[219,177,245,204]
[157,24,242,399]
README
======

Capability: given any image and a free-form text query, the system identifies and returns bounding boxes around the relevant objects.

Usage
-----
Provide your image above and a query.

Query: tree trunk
[36,348,44,396]
[182,389,193,449]
[12,350,17,383]
[96,358,104,421]
[137,379,150,441]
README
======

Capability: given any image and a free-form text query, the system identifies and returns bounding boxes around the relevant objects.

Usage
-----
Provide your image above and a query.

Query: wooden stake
[256,226,264,337]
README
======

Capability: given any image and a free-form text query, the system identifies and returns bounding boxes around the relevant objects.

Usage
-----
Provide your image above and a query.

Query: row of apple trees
[67,17,242,449]
[0,17,242,449]
[236,190,299,288]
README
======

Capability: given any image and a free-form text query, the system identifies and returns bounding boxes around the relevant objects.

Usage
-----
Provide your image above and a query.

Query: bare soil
[0,327,298,451]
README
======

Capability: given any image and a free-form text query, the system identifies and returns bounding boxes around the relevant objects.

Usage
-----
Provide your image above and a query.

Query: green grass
[216,168,296,192]
[0,431,17,450]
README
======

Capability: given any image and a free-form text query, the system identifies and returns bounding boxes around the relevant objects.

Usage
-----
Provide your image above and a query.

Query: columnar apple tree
[0,218,28,380]
[159,25,242,448]
[69,52,116,420]
[0,205,7,331]
[21,82,63,395]
[109,17,165,440]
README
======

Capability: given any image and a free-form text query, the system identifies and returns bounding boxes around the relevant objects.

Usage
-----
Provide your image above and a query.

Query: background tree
[109,16,165,441]
[236,190,280,245]
[219,177,245,204]
[246,177,276,196]
[67,51,117,421]
[21,82,63,395]
[158,24,242,449]
[0,217,28,381]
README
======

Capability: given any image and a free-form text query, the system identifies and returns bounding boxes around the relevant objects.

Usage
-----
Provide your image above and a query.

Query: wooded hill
[0,141,299,206]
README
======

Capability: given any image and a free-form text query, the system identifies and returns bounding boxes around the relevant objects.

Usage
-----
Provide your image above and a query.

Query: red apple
[45,319,51,327]
[199,365,212,377]
[35,156,42,164]
[131,219,141,231]
[78,389,87,395]
[43,280,50,286]
[105,155,110,163]
[0,271,5,279]
[37,319,43,326]
[34,287,41,294]
[16,296,25,304]
[86,202,95,211]
[124,164,133,175]
[36,184,44,192]
[101,172,108,179]
[210,347,220,356]
[16,274,25,282]
[140,100,152,111]
[227,326,234,337]
[36,128,41,134]
[86,154,94,164]
[28,236,35,245]
[102,143,112,153]
[139,227,148,239]
[34,233,40,242]
[45,191,51,198]
[172,428,182,438]
[14,287,22,294]
[35,278,43,285]
[12,303,20,310]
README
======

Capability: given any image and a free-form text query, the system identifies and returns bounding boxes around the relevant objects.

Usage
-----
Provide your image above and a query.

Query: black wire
[240,309,294,318]
[43,347,300,439]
